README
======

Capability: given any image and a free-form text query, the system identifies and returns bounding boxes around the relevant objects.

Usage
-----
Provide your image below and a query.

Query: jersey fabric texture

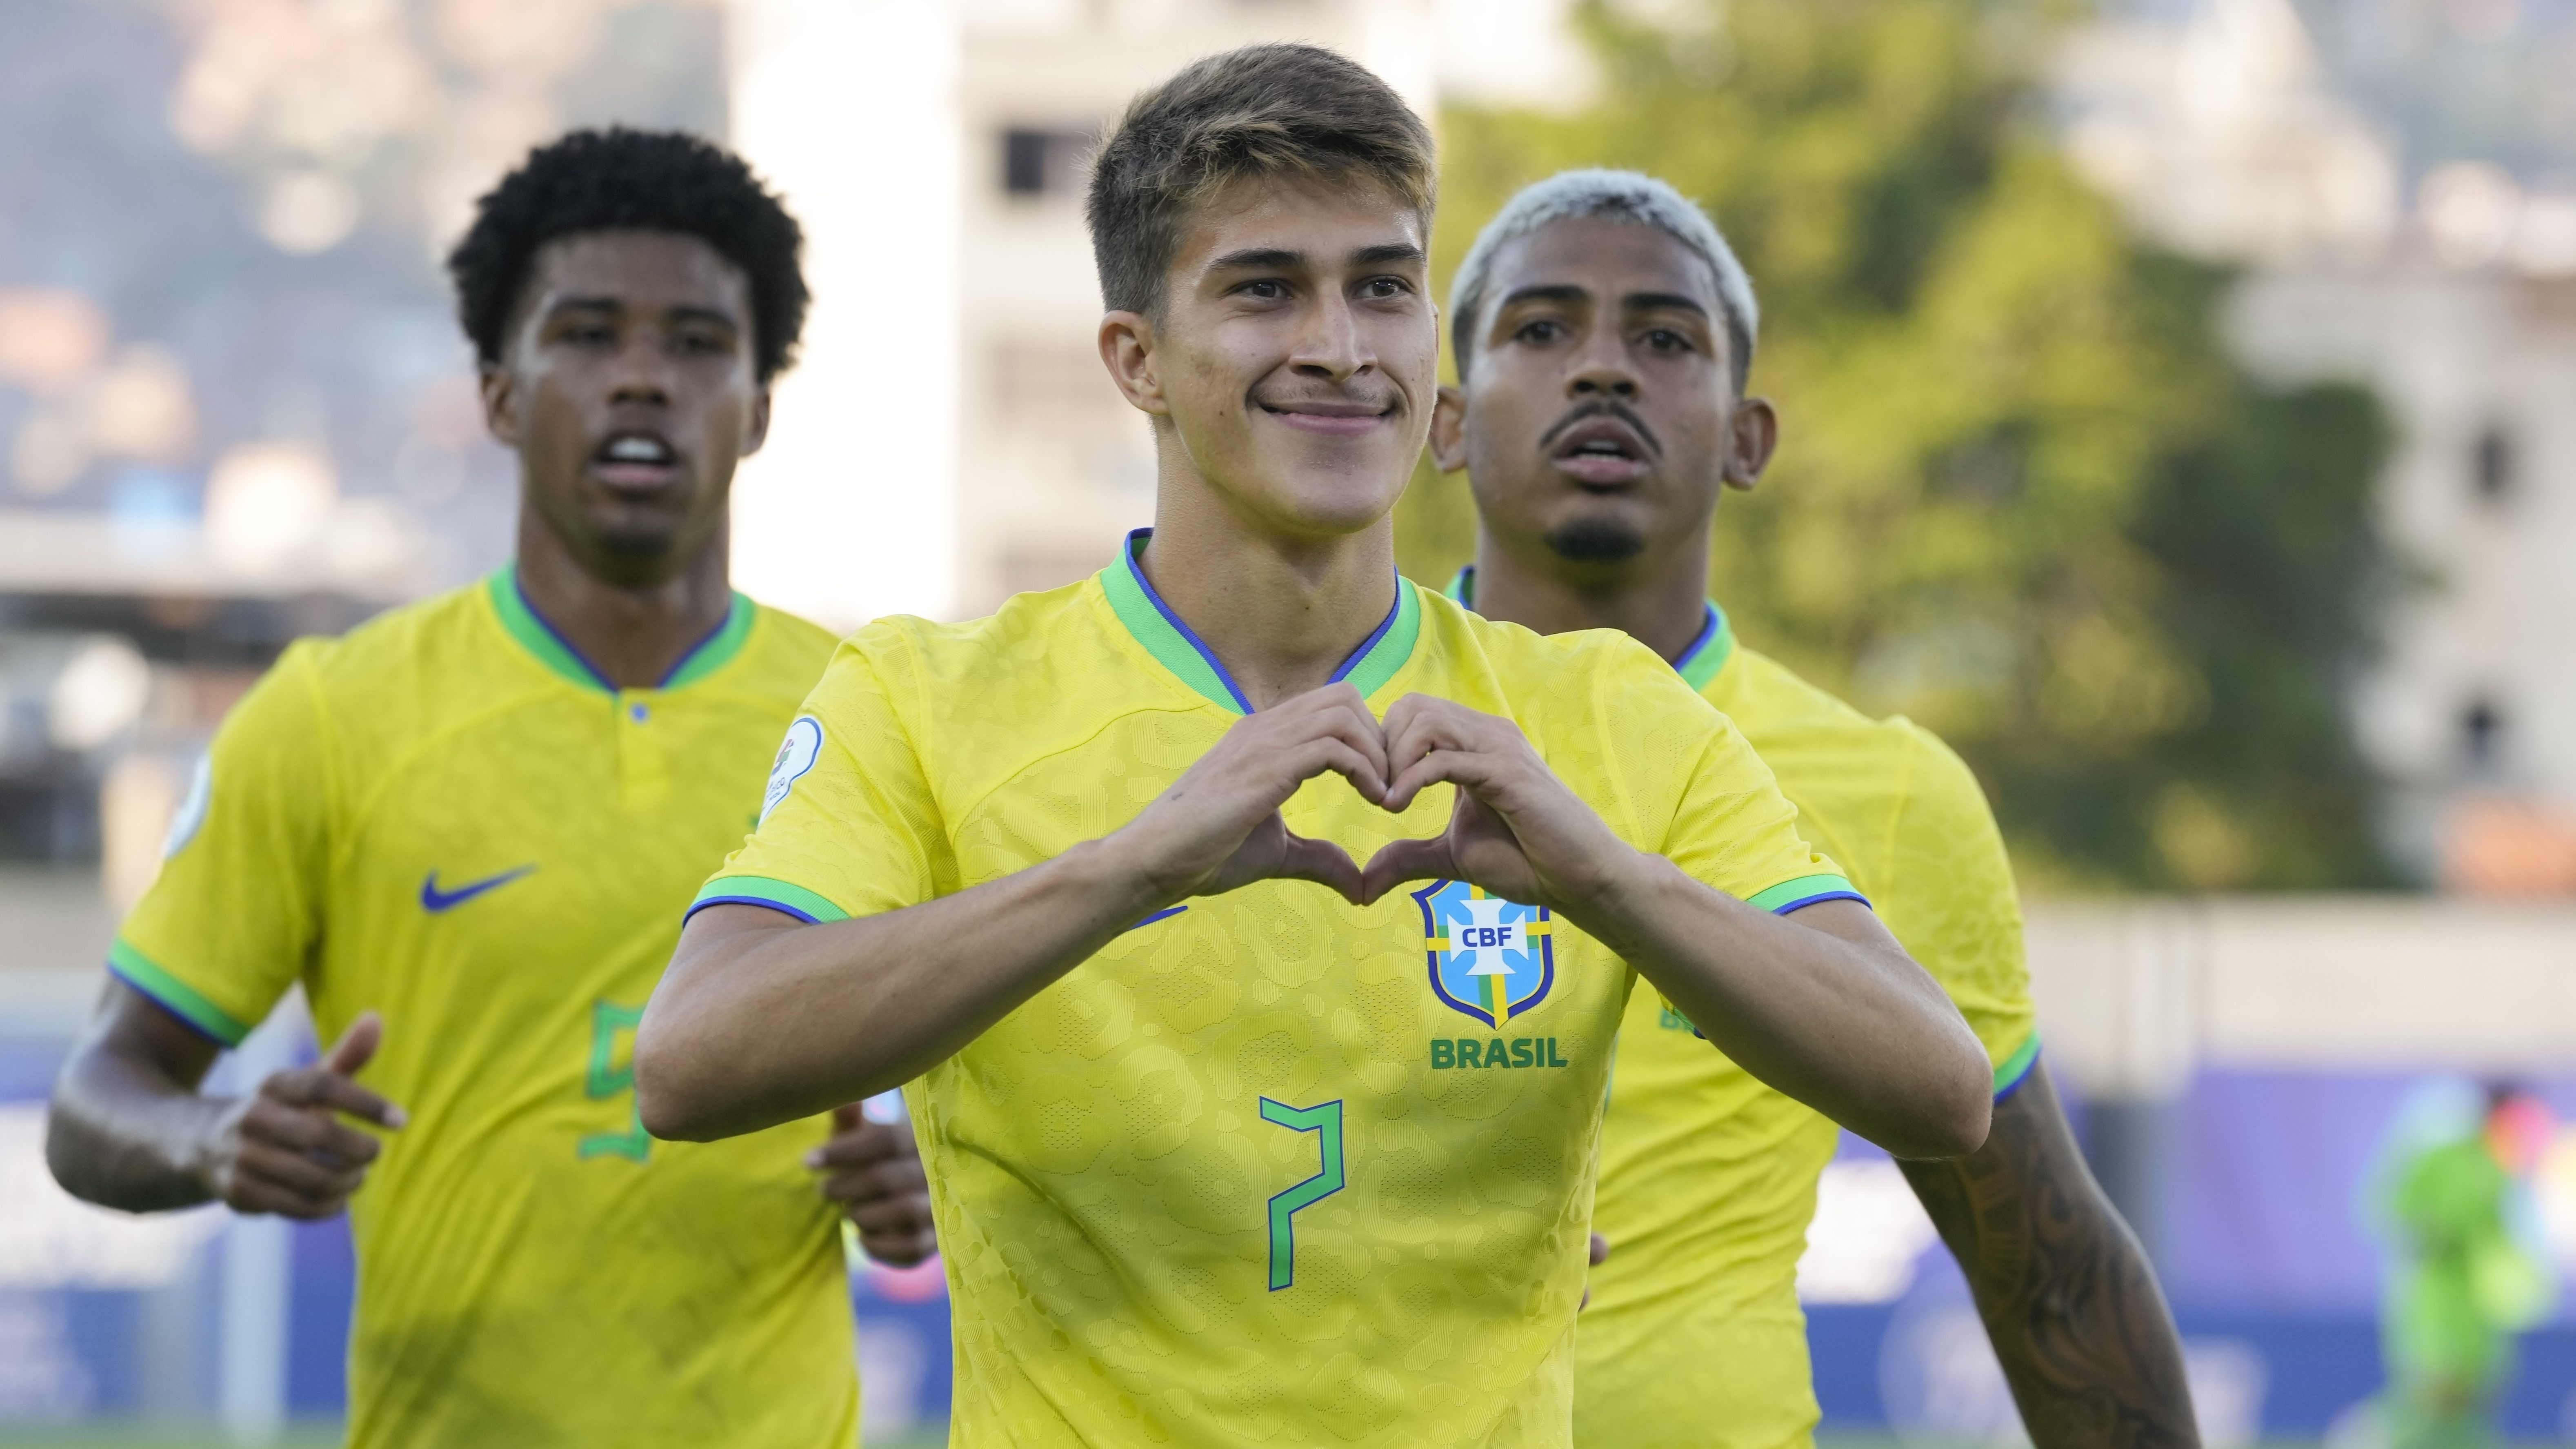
[1448,569,2038,1449]
[111,567,856,1449]
[697,530,1857,1449]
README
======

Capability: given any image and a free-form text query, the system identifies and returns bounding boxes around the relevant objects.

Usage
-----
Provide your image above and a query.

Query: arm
[636,684,1393,1140]
[1358,696,1991,1160]
[1898,1060,2198,1447]
[47,981,403,1219]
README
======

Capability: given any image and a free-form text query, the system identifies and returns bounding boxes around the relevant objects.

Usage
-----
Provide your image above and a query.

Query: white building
[2058,0,2576,890]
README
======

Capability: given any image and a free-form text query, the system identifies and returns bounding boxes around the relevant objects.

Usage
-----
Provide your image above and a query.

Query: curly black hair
[445,127,808,382]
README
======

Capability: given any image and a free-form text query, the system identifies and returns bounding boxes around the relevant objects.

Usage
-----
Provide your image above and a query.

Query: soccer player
[44,129,932,1447]
[636,46,1989,1447]
[1429,169,2198,1447]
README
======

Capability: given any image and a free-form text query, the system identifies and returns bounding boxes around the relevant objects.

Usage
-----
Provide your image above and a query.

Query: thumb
[831,1101,866,1134]
[322,1011,383,1078]
[1358,835,1452,907]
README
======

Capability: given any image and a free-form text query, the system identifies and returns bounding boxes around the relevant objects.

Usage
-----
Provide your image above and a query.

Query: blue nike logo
[420,866,535,913]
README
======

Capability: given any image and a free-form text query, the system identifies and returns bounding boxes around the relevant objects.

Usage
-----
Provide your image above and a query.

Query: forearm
[637,837,1165,1140]
[1577,856,1989,1158]
[1900,1063,2198,1448]
[47,1040,225,1212]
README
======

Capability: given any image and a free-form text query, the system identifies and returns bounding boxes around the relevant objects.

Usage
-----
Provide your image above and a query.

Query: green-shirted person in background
[1431,169,2200,1447]
[46,129,933,1447]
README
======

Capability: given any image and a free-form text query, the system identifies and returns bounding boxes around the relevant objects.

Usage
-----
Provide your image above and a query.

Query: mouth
[591,430,681,491]
[1258,398,1394,439]
[1549,416,1654,487]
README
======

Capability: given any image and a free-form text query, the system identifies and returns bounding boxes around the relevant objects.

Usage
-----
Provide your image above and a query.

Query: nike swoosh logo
[420,865,535,913]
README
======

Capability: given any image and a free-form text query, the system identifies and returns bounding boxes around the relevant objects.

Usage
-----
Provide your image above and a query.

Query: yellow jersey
[110,567,858,1449]
[699,531,1856,1449]
[1447,570,2037,1449]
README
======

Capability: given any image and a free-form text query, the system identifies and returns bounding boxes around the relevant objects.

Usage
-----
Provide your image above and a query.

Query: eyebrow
[1206,242,1429,273]
[1622,291,1711,318]
[543,296,740,328]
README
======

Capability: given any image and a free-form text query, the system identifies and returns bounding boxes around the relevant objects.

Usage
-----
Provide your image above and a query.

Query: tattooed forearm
[1897,1059,2199,1449]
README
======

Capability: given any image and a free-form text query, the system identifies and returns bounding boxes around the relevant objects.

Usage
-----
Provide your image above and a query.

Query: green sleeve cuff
[1991,1030,2041,1100]
[1744,873,1868,915]
[687,875,851,925]
[107,939,252,1047]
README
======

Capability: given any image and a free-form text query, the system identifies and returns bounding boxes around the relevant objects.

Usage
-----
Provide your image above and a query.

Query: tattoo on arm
[1897,1059,2200,1449]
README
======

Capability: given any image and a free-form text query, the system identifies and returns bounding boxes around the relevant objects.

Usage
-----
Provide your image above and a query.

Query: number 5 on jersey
[1260,1098,1344,1291]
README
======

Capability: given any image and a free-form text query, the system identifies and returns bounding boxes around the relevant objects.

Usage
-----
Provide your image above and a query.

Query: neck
[1140,475,1398,712]
[1469,527,1711,666]
[512,504,734,690]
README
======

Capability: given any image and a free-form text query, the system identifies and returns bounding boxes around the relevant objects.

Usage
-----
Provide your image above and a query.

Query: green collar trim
[1447,565,1734,690]
[1100,529,1419,715]
[487,565,755,695]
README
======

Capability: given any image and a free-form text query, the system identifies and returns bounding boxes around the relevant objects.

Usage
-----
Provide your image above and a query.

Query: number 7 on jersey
[1259,1097,1345,1291]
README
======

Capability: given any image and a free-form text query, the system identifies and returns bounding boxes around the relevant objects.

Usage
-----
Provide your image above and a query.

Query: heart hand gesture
[1357,695,1635,914]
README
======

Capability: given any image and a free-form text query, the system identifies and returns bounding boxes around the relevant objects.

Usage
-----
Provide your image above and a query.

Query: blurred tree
[1403,0,2399,890]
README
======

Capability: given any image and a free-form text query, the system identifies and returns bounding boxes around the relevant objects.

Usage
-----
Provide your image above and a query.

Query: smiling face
[480,230,769,586]
[1433,216,1774,580]
[1100,174,1436,541]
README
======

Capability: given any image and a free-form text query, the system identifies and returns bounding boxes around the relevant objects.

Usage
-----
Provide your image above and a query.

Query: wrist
[1554,846,1672,953]
[1061,832,1182,923]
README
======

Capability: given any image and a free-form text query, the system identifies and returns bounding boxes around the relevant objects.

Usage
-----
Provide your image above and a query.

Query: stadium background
[4,0,2576,1443]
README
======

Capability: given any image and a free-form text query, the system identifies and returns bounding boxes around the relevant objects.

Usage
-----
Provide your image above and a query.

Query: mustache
[1537,399,1663,459]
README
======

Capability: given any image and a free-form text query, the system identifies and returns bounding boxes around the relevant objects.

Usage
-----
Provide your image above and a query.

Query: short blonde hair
[1086,44,1436,317]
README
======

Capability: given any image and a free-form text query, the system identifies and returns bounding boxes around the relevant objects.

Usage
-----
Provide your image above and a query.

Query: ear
[741,385,773,459]
[1429,384,1469,474]
[479,364,521,448]
[1722,395,1778,493]
[1098,310,1167,418]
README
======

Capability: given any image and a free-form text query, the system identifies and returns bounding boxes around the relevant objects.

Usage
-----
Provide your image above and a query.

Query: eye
[1238,279,1289,301]
[1515,317,1565,344]
[563,322,616,346]
[1362,277,1410,300]
[1644,328,1693,353]
[675,329,727,355]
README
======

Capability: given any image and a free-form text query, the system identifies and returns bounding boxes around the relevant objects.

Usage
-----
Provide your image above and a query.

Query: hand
[811,1104,936,1267]
[199,1012,404,1220]
[1109,683,1389,906]
[1358,695,1637,911]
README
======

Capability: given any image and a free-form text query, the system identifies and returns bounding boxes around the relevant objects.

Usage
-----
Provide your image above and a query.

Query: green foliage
[1402,0,2397,890]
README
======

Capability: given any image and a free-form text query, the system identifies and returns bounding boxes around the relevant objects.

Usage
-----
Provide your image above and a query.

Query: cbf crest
[1413,880,1556,1028]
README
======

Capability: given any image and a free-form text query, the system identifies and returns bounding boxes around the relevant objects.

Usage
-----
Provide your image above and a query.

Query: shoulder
[251,577,496,719]
[809,576,1139,727]
[730,600,842,702]
[1715,646,1970,800]
[1413,588,1710,726]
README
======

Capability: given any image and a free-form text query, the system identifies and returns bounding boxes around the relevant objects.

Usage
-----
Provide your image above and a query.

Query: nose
[607,333,675,408]
[1566,328,1638,401]
[1289,288,1373,383]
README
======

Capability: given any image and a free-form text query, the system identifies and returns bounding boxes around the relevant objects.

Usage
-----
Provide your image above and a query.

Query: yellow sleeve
[1600,650,1857,914]
[689,630,954,923]
[1874,726,2039,1095]
[112,644,336,1046]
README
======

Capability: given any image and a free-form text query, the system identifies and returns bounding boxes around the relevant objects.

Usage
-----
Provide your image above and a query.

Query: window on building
[2473,424,2513,504]
[2462,697,2503,773]
[1001,129,1092,198]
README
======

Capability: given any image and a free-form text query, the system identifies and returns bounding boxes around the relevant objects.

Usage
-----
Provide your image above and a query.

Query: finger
[234,1141,368,1202]
[1274,831,1364,904]
[1358,835,1454,906]
[322,1011,382,1077]
[1285,730,1388,803]
[1382,746,1507,815]
[222,1178,349,1221]
[820,1159,929,1205]
[270,1067,406,1130]
[1590,1232,1611,1267]
[856,1228,938,1269]
[806,1120,904,1171]
[844,1192,938,1234]
[242,1102,382,1167]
